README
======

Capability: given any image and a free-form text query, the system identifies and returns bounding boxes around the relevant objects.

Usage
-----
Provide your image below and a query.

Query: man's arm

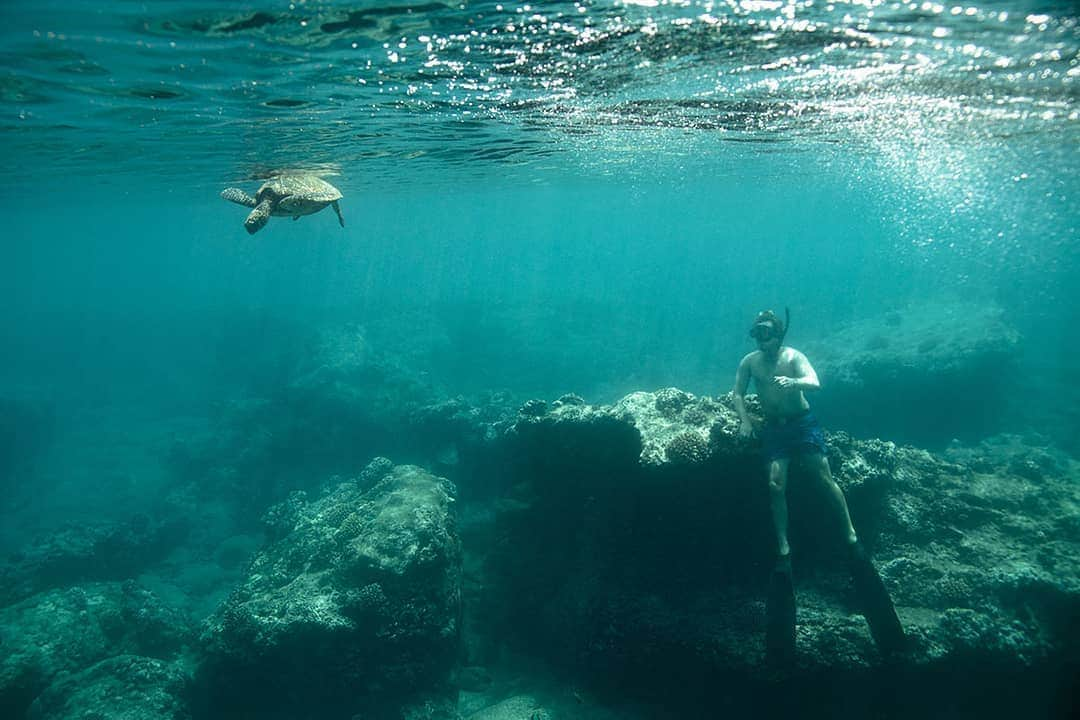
[732,355,754,435]
[774,350,821,391]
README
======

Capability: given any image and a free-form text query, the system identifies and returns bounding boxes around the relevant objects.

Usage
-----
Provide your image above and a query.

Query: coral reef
[0,582,192,719]
[478,389,1079,716]
[2,349,1077,719]
[194,461,461,720]
[0,516,189,607]
[26,655,190,720]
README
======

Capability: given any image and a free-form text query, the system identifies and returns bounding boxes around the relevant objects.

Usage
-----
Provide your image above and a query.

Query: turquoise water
[0,2,1078,718]
[2,0,1077,507]
[1,0,1077,494]
[3,1,1078,397]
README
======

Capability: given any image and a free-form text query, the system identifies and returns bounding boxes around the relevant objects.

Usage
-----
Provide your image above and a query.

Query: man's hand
[773,375,799,390]
[739,420,754,438]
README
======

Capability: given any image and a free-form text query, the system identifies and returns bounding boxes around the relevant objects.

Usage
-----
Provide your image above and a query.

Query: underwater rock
[286,324,436,419]
[509,393,643,475]
[407,396,514,469]
[26,654,190,720]
[166,325,430,517]
[664,430,710,466]
[168,325,515,520]
[259,489,307,541]
[804,302,1020,447]
[0,582,192,719]
[195,463,461,720]
[609,388,737,467]
[518,398,548,417]
[480,388,1079,716]
[0,516,190,607]
[511,386,756,470]
[553,393,586,407]
[463,695,549,720]
[357,455,395,490]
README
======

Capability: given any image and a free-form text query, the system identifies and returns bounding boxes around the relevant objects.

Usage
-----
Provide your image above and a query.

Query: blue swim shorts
[760,410,827,462]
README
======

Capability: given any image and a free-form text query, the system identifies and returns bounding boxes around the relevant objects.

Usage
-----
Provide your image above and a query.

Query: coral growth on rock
[1,344,1076,719]
[478,388,1079,716]
[195,461,461,720]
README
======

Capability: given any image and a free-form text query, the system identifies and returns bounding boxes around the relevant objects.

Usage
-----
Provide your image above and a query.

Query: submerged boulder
[804,302,1020,446]
[27,655,190,720]
[0,515,189,607]
[480,389,1079,717]
[195,462,461,720]
[168,325,516,521]
[0,582,192,719]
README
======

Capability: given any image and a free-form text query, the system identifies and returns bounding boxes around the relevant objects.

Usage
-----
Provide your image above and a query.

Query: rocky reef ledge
[195,462,461,719]
[1,386,1077,719]
[467,388,1078,717]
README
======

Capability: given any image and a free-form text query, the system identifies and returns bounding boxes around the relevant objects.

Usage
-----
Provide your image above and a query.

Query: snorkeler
[731,309,905,668]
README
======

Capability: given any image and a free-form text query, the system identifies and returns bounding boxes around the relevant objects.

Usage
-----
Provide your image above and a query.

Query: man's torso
[749,347,811,420]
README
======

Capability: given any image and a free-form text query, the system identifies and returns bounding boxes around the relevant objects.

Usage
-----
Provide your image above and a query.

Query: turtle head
[244,200,274,234]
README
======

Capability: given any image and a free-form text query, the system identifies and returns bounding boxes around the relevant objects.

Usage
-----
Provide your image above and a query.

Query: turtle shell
[259,175,342,203]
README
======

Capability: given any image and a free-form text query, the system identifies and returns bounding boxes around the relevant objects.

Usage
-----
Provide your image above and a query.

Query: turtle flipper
[221,188,257,208]
[332,200,344,227]
[244,199,275,234]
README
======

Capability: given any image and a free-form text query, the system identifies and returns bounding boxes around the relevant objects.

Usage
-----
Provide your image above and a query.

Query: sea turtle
[221,175,344,234]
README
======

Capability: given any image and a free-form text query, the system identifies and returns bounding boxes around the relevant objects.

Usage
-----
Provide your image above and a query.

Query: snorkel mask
[749,307,791,344]
[750,323,778,341]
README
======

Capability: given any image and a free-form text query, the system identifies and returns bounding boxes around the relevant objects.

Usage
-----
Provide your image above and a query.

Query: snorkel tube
[781,306,790,345]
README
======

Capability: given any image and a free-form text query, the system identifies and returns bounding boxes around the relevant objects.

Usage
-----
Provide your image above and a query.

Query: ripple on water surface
[0,1,1075,189]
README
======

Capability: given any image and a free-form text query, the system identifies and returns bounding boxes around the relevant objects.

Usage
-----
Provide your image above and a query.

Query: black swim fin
[766,555,796,669]
[848,542,906,655]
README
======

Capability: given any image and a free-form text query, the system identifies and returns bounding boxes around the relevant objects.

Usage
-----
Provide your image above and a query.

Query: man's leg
[767,458,791,556]
[766,457,796,670]
[804,454,906,653]
[804,453,857,546]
